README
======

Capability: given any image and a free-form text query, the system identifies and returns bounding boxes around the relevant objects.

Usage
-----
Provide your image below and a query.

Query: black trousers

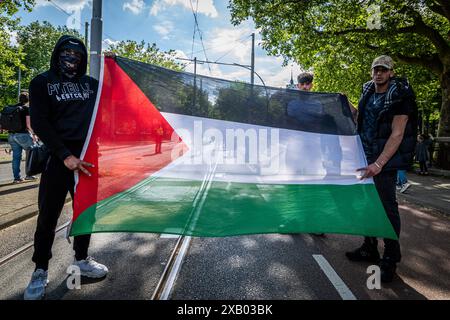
[364,170,401,262]
[32,141,91,270]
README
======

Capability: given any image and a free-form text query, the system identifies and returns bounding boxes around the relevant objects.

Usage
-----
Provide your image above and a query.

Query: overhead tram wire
[213,34,251,63]
[189,0,211,73]
[189,34,251,57]
[190,0,200,60]
[189,0,197,59]
[46,0,117,43]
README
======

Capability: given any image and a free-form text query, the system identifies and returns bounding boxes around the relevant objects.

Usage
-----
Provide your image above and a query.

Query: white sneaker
[400,183,411,194]
[72,256,108,278]
[24,269,48,300]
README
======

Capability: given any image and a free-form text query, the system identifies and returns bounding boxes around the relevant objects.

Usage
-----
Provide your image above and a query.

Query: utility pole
[17,67,21,100]
[85,22,89,50]
[90,0,102,80]
[85,22,90,74]
[193,57,197,110]
[251,33,255,86]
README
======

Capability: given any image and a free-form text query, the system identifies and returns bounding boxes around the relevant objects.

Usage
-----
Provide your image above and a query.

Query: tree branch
[318,11,449,61]
[394,54,443,75]
[432,0,450,21]
[359,40,444,75]
[428,3,450,21]
[326,26,416,36]
[404,6,450,57]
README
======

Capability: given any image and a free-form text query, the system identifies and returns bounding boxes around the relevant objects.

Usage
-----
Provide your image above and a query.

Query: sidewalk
[0,180,41,230]
[0,145,71,230]
[400,171,450,215]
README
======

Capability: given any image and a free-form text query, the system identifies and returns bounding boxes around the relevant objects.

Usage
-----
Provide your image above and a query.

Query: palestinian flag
[70,56,397,239]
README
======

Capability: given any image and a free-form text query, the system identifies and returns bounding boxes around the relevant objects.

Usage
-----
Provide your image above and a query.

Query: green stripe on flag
[70,177,397,239]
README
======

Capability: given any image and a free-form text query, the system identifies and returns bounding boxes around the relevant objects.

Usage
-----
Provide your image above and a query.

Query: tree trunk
[437,70,450,137]
[435,68,450,169]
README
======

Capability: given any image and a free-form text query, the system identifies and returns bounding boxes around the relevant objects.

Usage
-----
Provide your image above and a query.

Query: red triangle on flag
[73,57,187,221]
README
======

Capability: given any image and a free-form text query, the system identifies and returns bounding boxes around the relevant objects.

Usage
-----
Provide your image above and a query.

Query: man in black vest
[26,36,108,300]
[346,55,417,283]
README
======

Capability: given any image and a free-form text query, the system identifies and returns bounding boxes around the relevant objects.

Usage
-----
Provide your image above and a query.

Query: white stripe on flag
[156,112,371,185]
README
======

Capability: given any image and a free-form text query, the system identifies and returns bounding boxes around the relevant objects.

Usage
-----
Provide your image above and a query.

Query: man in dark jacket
[25,36,108,300]
[346,55,417,283]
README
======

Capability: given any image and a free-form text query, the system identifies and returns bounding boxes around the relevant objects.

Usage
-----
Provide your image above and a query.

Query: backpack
[0,105,24,132]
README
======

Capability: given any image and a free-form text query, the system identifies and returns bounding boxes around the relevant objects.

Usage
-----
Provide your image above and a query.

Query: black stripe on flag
[116,56,357,136]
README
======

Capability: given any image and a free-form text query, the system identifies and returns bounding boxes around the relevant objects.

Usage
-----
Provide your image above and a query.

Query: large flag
[70,56,397,239]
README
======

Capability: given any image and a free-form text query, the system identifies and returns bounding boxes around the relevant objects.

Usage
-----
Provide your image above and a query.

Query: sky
[13,0,304,88]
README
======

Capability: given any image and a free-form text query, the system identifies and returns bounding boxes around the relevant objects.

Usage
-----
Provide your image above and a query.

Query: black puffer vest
[357,77,418,171]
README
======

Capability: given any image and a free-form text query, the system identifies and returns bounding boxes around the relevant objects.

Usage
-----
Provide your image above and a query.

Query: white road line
[312,254,357,300]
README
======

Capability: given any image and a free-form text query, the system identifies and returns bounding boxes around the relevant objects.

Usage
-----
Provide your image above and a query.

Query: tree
[0,0,34,106]
[229,0,450,139]
[107,40,184,71]
[18,21,83,93]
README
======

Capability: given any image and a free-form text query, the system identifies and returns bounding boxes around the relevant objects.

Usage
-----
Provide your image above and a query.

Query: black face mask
[59,49,82,78]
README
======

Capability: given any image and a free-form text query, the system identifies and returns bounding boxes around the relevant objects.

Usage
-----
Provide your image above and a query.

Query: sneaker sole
[400,185,411,193]
[24,280,49,300]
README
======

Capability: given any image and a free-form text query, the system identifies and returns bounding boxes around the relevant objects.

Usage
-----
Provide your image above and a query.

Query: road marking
[312,254,357,300]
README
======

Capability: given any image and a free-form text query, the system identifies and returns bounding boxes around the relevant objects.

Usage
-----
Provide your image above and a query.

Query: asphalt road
[0,199,448,300]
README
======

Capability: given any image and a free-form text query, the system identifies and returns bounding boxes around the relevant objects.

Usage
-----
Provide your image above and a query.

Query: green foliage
[108,40,184,71]
[18,21,83,92]
[0,0,34,106]
[229,0,450,136]
[0,0,34,15]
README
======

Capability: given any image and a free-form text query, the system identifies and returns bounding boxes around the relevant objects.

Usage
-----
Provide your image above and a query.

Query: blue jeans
[8,133,33,180]
[397,170,407,187]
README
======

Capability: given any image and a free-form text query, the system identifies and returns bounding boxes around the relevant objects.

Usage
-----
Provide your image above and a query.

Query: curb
[428,168,450,178]
[0,198,72,231]
[0,160,25,165]
[398,193,449,217]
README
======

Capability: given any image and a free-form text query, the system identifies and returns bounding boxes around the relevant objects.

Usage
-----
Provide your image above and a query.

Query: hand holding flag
[356,163,382,179]
[64,155,95,177]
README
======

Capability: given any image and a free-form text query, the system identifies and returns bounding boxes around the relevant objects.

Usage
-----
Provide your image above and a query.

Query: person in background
[297,72,314,91]
[396,170,411,193]
[295,72,327,237]
[6,91,37,183]
[423,133,434,168]
[416,134,429,175]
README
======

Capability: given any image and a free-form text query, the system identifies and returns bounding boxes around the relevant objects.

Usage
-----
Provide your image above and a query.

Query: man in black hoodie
[25,36,108,300]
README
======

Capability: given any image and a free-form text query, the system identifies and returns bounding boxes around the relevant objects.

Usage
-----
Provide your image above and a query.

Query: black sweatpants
[32,141,91,270]
[364,170,401,262]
